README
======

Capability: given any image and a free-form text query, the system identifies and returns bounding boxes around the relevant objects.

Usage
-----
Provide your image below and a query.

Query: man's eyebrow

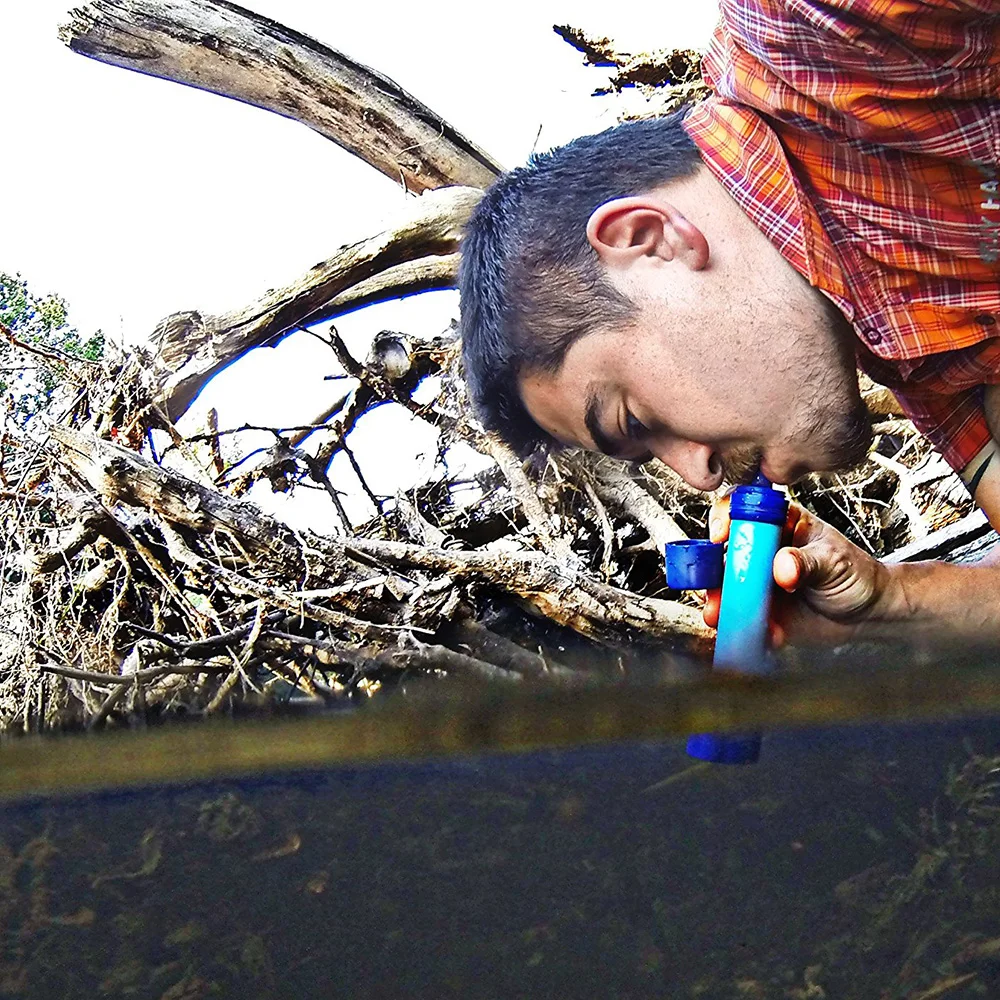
[584,388,622,457]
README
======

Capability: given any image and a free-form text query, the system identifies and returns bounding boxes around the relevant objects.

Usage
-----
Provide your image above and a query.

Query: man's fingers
[708,498,731,543]
[769,618,787,648]
[702,588,721,627]
[774,546,807,592]
[785,503,805,538]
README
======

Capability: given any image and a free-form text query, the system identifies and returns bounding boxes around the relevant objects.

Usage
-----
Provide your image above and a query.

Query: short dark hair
[459,109,703,455]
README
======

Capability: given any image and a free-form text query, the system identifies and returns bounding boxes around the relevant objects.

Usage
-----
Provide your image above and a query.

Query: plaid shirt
[683,0,1000,475]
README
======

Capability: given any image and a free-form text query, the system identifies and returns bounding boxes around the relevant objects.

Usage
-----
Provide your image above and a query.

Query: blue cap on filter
[686,733,761,765]
[729,473,788,525]
[664,539,724,590]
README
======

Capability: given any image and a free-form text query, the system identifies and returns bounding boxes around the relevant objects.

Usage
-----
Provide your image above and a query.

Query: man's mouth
[760,457,811,485]
[720,445,764,485]
[758,458,780,484]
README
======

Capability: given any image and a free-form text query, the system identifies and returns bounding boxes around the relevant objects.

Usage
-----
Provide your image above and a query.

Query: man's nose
[648,439,725,493]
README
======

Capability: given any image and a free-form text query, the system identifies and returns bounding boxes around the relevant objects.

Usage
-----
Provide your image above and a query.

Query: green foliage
[0,272,104,426]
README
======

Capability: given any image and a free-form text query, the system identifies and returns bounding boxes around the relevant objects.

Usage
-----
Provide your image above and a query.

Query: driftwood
[884,510,993,565]
[323,253,459,317]
[49,425,710,642]
[49,425,303,562]
[0,4,982,734]
[553,25,711,107]
[150,185,481,418]
[59,0,501,193]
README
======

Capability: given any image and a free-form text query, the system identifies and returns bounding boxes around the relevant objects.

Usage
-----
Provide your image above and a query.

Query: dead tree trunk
[60,1,494,420]
[48,425,711,644]
[149,185,480,419]
[59,0,502,193]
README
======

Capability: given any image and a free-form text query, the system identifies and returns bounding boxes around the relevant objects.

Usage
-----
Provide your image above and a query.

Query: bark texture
[149,185,480,418]
[59,0,501,192]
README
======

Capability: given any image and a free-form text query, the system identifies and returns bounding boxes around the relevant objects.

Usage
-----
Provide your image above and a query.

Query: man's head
[459,112,872,489]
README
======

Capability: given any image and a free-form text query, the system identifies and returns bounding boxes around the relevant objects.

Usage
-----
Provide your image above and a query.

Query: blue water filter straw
[664,474,788,765]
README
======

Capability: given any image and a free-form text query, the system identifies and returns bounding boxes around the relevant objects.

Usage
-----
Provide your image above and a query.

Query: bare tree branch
[322,254,459,317]
[48,424,303,564]
[149,185,481,418]
[46,425,710,644]
[0,321,99,375]
[587,458,687,547]
[59,0,501,192]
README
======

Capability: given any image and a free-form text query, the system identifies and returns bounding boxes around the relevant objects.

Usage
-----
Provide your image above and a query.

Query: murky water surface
[2,712,1000,999]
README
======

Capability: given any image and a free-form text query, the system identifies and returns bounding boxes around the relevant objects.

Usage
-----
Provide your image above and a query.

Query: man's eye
[625,411,648,440]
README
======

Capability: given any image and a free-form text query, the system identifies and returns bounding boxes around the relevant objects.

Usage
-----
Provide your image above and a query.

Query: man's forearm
[861,559,1000,642]
[881,429,1000,639]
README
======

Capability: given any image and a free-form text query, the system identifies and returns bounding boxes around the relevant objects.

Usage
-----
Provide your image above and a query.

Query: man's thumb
[708,501,730,543]
[774,546,815,592]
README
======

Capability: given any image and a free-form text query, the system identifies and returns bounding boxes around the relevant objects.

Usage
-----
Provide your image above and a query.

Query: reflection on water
[1,719,1000,998]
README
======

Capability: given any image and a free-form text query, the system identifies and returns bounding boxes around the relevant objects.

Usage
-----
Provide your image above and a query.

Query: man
[458,0,1000,643]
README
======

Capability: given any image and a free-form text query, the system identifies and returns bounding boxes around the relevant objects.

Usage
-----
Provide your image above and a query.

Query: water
[2,708,1000,998]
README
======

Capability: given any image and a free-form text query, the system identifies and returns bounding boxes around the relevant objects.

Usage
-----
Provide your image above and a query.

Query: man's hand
[703,497,896,645]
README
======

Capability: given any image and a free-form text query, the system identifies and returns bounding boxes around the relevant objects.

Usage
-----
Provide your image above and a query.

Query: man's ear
[586,196,709,271]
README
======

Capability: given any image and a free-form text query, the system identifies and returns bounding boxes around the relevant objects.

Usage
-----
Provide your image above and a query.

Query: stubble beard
[742,297,874,485]
[713,280,875,487]
[819,397,875,471]
[809,301,876,473]
[719,396,873,488]
[720,445,764,486]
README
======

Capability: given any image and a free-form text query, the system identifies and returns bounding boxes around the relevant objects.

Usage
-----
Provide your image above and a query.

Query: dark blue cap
[729,473,788,526]
[686,733,761,764]
[664,539,724,590]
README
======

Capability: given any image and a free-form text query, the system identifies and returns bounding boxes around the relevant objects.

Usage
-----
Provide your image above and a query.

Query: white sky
[2,1,718,526]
